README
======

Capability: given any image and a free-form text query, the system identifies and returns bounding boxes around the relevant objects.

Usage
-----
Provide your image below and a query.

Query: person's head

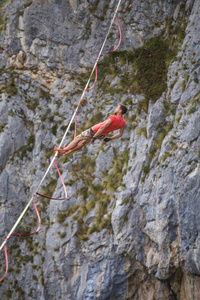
[115,104,128,115]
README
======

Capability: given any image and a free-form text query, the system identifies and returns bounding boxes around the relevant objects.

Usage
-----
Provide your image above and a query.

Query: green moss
[187,92,200,115]
[16,134,35,159]
[5,290,12,299]
[86,200,96,211]
[51,124,57,136]
[28,134,35,144]
[0,122,7,132]
[155,130,166,149]
[98,213,112,230]
[5,77,17,96]
[42,178,57,199]
[96,34,177,107]
[147,147,157,161]
[169,141,178,151]
[142,165,150,175]
[71,204,80,214]
[133,36,173,102]
[78,205,88,218]
[180,81,186,91]
[136,126,147,138]
[176,112,182,122]
[45,149,53,159]
[88,224,99,235]
[24,1,32,9]
[188,106,196,114]
[58,232,66,239]
[26,98,39,111]
[39,88,51,100]
[0,0,10,9]
[161,152,172,162]
[190,91,200,105]
[22,254,33,263]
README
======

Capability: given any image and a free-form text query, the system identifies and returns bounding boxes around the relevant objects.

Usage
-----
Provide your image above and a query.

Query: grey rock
[147,97,165,138]
[0,0,200,299]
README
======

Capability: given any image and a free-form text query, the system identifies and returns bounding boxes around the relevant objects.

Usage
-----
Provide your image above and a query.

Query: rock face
[0,0,200,299]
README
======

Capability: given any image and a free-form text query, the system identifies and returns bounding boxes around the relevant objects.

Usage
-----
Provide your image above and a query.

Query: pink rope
[73,1,133,137]
[101,15,122,56]
[0,196,41,282]
[36,159,67,200]
[117,0,133,12]
[0,159,67,282]
[87,66,98,90]
[0,245,8,282]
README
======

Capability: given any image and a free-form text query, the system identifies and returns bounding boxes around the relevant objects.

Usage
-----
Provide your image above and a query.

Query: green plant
[161,152,172,162]
[16,134,35,159]
[188,106,196,114]
[86,200,96,211]
[28,134,35,144]
[136,126,147,138]
[58,232,66,239]
[143,165,150,175]
[5,77,17,96]
[0,122,7,132]
[5,290,12,299]
[24,1,33,9]
[26,98,39,110]
[78,205,88,218]
[0,0,10,9]
[180,81,186,91]
[51,124,57,136]
[88,224,98,235]
[176,112,182,122]
[39,88,51,100]
[42,178,57,199]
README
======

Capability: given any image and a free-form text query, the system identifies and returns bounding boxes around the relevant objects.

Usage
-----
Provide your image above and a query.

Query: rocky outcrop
[0,0,200,299]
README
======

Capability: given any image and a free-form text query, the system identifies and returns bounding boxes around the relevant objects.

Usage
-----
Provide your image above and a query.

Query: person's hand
[90,137,96,144]
[103,137,111,143]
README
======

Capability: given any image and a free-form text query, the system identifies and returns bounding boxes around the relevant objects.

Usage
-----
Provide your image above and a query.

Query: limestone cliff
[0,0,200,299]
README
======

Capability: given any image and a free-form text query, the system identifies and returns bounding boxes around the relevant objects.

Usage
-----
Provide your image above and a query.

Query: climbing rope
[0,0,133,281]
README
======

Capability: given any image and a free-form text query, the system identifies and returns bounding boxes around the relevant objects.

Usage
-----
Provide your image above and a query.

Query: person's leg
[55,129,91,155]
[63,135,83,151]
[55,135,83,153]
[61,139,88,155]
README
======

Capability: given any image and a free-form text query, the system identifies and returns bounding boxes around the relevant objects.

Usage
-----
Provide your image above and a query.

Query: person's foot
[55,145,64,156]
[60,149,72,156]
[55,145,68,152]
[55,145,60,151]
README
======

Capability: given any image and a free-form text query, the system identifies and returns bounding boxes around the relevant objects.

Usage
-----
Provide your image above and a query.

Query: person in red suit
[55,104,128,156]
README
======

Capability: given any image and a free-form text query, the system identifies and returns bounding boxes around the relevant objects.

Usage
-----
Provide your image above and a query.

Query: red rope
[101,15,122,56]
[117,0,133,12]
[87,65,98,90]
[11,196,41,237]
[0,158,67,282]
[0,195,41,282]
[73,1,133,138]
[36,159,67,200]
[0,245,8,282]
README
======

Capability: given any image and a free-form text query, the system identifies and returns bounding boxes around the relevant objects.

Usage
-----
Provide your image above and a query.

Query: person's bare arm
[93,118,112,137]
[110,126,125,140]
